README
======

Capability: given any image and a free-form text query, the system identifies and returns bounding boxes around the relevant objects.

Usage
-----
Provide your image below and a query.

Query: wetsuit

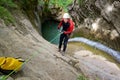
[58,19,74,52]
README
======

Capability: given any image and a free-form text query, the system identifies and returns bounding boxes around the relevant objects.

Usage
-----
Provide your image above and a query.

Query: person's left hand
[63,31,67,34]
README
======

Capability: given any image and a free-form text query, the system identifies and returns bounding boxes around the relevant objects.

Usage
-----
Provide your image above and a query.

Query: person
[58,13,74,55]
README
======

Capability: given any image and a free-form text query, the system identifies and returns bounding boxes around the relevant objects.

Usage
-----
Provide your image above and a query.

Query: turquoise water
[42,20,60,44]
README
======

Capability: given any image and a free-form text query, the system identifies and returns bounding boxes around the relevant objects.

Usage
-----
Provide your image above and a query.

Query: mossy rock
[0,6,15,25]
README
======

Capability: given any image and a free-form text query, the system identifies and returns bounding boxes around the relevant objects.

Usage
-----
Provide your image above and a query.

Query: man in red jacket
[58,13,74,55]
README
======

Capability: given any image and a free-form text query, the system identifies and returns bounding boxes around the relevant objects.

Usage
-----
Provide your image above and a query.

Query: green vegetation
[0,6,15,25]
[0,0,17,8]
[0,75,6,80]
[49,0,73,12]
[39,0,73,12]
[77,75,88,80]
[19,0,38,10]
[0,0,17,25]
[38,0,44,6]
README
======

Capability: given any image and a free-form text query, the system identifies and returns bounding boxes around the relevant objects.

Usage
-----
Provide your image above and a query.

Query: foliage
[50,0,73,12]
[0,0,17,8]
[0,6,15,25]
[0,0,17,25]
[77,75,99,80]
[78,0,84,6]
[38,0,44,6]
[77,75,88,80]
[39,0,73,12]
[19,0,38,10]
[0,75,6,80]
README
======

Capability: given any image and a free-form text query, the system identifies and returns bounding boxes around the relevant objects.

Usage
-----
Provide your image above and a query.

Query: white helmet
[63,13,70,18]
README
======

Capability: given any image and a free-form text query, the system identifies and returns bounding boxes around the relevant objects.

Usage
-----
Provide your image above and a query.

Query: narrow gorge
[0,0,120,80]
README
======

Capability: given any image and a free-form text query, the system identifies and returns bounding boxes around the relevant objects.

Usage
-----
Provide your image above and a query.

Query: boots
[58,49,65,56]
[58,48,61,52]
[61,51,65,56]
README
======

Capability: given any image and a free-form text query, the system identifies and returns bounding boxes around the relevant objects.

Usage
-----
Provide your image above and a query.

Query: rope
[50,33,61,43]
[2,32,61,80]
[2,53,37,80]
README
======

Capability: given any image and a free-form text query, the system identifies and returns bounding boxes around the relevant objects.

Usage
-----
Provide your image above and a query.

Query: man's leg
[63,34,69,52]
[58,34,64,52]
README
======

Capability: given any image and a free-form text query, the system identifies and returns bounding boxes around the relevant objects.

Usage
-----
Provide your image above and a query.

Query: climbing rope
[2,32,62,80]
[50,33,61,43]
[50,29,63,43]
[2,53,37,80]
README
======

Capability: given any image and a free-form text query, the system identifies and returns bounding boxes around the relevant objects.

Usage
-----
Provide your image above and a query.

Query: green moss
[0,75,6,80]
[0,0,17,8]
[0,6,15,25]
[77,73,99,80]
[77,74,88,80]
[78,0,84,6]
[39,0,44,6]
[18,0,38,11]
[0,0,17,25]
[49,0,73,12]
[39,0,72,13]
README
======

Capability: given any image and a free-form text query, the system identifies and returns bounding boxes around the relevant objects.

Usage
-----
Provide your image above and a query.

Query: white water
[69,37,120,63]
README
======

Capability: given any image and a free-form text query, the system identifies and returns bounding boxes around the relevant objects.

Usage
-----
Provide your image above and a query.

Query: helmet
[63,13,70,18]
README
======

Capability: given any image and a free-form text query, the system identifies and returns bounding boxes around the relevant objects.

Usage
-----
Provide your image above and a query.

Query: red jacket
[58,19,74,34]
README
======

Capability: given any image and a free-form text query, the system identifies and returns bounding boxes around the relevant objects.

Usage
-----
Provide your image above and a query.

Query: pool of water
[42,20,60,44]
[41,20,120,66]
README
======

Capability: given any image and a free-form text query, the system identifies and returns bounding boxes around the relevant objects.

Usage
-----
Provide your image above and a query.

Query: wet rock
[69,0,120,51]
[73,50,120,80]
[15,77,31,80]
[0,9,79,80]
[7,77,14,80]
[49,5,63,21]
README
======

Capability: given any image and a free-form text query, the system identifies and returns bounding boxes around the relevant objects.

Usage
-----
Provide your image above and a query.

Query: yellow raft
[0,57,24,72]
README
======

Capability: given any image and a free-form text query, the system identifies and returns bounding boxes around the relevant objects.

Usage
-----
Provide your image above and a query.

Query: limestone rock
[68,0,120,51]
[0,10,79,80]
